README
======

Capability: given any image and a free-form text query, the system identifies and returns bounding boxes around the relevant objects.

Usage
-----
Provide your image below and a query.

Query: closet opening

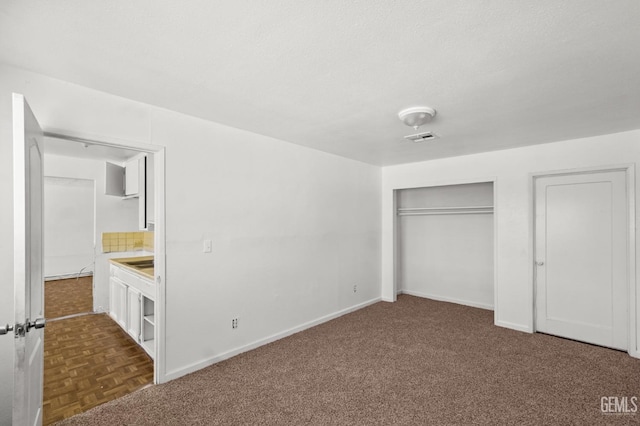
[395,181,495,310]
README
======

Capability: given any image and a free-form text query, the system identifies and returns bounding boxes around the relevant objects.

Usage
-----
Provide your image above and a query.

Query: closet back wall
[397,182,494,309]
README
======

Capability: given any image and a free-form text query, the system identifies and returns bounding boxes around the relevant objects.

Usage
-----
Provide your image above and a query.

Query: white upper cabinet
[146,154,155,225]
[105,162,125,196]
[105,154,145,198]
[125,158,140,196]
[105,153,153,230]
[138,155,147,230]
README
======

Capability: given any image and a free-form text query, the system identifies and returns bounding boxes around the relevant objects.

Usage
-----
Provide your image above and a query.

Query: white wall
[153,105,381,379]
[0,64,381,423]
[382,130,640,356]
[44,176,95,278]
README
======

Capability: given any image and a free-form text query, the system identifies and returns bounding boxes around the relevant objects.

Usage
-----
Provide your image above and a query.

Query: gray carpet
[55,295,640,425]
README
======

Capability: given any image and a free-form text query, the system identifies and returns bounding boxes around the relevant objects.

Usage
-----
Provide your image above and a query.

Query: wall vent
[403,131,437,143]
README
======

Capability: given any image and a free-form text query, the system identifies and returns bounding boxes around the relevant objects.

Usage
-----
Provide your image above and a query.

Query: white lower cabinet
[109,278,128,329]
[109,263,155,359]
[127,286,142,341]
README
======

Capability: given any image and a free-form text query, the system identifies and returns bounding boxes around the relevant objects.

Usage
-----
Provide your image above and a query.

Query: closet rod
[398,210,493,216]
[397,205,493,216]
[399,206,493,211]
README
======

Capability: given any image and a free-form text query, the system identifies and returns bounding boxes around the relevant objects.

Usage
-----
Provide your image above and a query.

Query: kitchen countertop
[110,255,154,279]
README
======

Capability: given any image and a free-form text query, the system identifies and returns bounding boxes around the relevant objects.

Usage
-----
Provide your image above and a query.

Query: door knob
[0,318,45,337]
[536,261,545,266]
[26,318,46,332]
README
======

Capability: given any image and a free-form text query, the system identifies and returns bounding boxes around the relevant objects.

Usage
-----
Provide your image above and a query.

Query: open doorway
[44,176,95,319]
[41,134,165,424]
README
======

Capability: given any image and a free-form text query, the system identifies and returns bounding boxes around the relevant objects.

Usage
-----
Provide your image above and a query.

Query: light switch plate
[203,239,212,253]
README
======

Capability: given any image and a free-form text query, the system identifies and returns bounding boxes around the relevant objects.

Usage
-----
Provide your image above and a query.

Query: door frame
[41,130,168,383]
[530,164,637,358]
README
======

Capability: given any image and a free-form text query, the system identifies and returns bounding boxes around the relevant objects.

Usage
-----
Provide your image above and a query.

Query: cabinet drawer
[110,264,154,299]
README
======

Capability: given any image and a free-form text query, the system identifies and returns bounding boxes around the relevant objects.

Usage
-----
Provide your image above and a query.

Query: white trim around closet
[391,176,498,322]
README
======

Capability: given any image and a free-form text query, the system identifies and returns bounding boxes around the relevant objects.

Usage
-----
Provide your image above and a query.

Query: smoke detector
[398,106,436,130]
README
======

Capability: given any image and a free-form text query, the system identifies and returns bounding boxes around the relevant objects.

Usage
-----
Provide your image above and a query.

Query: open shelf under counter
[141,338,155,358]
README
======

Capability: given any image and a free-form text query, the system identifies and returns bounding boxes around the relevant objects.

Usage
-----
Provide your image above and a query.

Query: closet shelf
[397,205,493,216]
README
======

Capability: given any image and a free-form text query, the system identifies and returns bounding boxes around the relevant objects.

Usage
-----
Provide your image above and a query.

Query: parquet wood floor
[43,313,154,425]
[45,277,93,319]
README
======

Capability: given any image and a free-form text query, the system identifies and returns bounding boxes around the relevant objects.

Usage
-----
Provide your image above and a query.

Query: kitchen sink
[124,259,154,268]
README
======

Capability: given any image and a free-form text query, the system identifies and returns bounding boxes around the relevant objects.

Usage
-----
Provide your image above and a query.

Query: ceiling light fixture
[398,106,436,130]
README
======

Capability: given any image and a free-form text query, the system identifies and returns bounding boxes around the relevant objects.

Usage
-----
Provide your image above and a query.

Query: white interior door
[13,93,45,426]
[535,170,628,350]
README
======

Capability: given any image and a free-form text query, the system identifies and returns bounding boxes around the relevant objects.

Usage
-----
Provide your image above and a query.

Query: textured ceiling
[1,1,639,166]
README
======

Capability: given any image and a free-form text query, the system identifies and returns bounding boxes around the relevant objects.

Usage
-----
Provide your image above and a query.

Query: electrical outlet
[353,284,357,293]
[231,318,238,329]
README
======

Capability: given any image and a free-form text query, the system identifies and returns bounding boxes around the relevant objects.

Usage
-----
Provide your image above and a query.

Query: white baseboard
[45,271,93,281]
[399,289,494,311]
[495,320,533,333]
[163,297,381,382]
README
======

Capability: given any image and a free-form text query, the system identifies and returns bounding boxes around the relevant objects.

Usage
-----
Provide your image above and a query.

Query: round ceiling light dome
[398,106,436,130]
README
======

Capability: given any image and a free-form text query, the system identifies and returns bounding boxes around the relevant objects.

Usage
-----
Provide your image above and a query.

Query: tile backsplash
[102,231,154,253]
